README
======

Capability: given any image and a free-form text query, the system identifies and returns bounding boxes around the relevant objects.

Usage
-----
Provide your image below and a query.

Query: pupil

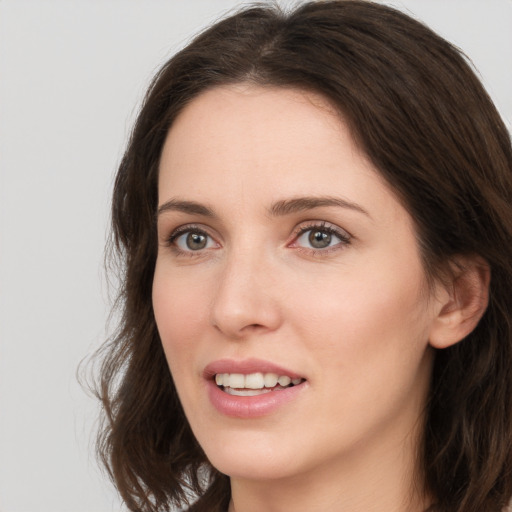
[309,230,331,248]
[186,232,207,250]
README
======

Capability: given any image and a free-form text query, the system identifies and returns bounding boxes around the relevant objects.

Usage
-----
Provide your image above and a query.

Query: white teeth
[224,387,273,396]
[264,373,279,388]
[245,372,265,389]
[228,373,245,388]
[215,372,304,389]
[278,375,291,386]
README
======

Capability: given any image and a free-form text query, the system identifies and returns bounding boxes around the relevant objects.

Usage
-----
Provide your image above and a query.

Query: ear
[429,256,490,349]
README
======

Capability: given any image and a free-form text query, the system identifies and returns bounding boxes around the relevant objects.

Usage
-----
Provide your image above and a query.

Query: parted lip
[203,358,305,380]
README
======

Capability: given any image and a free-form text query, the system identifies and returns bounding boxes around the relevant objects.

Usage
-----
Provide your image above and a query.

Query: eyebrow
[157,199,215,218]
[268,196,371,218]
[156,195,370,219]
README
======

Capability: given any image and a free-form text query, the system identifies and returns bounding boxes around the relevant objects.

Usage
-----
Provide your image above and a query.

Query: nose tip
[210,260,282,340]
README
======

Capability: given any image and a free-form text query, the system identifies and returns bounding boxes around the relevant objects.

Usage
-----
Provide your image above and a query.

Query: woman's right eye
[169,228,217,253]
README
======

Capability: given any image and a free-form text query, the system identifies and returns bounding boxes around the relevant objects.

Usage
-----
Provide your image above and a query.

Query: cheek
[152,266,209,368]
[285,252,432,370]
[152,267,214,420]
[286,262,434,438]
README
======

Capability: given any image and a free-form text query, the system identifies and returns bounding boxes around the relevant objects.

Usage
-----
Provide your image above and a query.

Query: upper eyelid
[159,223,207,244]
[292,221,352,239]
[167,224,219,243]
[168,224,210,238]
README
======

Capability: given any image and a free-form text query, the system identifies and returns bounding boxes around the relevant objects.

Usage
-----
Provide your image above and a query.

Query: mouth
[204,359,307,417]
[214,372,306,397]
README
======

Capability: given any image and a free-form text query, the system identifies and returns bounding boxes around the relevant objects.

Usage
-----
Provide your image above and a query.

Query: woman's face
[153,85,444,483]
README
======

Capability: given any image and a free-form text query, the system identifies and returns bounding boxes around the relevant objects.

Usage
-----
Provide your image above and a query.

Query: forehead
[162,84,346,163]
[158,85,406,227]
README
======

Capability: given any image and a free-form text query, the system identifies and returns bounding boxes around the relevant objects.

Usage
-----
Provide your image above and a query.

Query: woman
[96,1,512,511]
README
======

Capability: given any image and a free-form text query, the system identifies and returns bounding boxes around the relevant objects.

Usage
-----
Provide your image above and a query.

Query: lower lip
[206,379,307,418]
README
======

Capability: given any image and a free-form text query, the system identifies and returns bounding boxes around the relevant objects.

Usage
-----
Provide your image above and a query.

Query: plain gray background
[0,1,511,511]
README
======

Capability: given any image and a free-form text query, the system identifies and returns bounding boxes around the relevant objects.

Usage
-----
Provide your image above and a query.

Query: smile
[204,359,308,418]
[215,372,305,396]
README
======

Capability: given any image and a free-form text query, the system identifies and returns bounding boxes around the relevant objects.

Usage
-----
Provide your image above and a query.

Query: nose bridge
[210,238,281,338]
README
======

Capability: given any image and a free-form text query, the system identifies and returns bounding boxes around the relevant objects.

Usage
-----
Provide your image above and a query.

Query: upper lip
[203,358,305,380]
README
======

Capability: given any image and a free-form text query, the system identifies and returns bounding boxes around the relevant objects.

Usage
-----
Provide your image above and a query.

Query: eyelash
[166,224,215,257]
[165,221,351,257]
[290,221,351,255]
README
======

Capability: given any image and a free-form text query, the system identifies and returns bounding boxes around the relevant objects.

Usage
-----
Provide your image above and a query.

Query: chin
[201,431,303,481]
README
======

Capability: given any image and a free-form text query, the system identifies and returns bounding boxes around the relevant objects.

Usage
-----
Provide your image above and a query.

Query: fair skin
[152,85,488,512]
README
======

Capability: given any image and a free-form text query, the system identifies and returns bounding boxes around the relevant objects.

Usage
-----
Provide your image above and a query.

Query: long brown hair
[95,2,512,511]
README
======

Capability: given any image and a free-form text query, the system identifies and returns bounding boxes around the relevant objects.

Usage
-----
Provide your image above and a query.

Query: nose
[210,249,282,339]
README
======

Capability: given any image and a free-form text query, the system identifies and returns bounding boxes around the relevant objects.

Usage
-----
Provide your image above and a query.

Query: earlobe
[428,256,490,350]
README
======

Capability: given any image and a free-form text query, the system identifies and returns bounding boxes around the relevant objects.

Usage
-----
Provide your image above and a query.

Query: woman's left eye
[292,224,350,251]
